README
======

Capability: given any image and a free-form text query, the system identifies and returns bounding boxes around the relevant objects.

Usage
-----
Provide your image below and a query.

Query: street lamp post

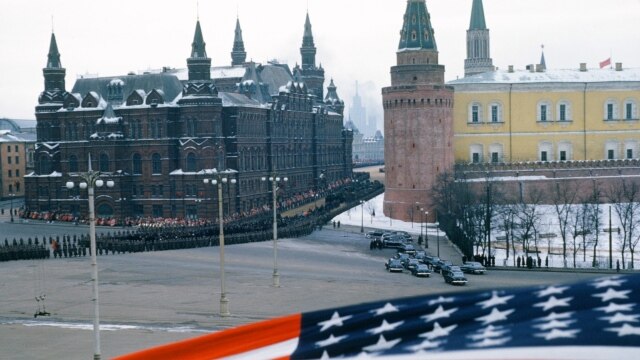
[9,193,15,222]
[262,174,288,287]
[65,161,114,360]
[203,169,237,317]
[436,212,440,258]
[419,208,424,244]
[360,200,365,233]
[424,210,429,248]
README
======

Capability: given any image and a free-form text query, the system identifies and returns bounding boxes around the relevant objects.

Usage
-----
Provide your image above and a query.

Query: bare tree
[497,203,518,266]
[608,180,640,269]
[366,201,376,224]
[515,187,544,259]
[588,180,604,267]
[552,181,578,268]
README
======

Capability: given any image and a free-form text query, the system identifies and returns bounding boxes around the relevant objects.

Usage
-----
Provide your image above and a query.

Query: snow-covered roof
[449,67,640,85]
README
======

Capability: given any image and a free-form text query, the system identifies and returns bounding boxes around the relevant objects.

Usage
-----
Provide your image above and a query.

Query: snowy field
[332,194,639,270]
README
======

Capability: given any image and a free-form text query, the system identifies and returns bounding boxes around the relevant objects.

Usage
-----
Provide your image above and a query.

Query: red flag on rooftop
[600,57,612,69]
[115,274,640,360]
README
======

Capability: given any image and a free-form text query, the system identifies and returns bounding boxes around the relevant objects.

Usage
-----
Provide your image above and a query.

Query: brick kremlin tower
[382,0,454,222]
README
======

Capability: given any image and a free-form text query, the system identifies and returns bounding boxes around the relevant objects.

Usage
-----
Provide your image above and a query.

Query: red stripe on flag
[600,58,611,68]
[114,314,301,360]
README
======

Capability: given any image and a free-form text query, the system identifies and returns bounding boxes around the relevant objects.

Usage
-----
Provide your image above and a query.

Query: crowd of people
[1,176,384,262]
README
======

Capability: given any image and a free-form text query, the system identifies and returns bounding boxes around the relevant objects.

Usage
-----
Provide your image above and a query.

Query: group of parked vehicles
[371,229,486,286]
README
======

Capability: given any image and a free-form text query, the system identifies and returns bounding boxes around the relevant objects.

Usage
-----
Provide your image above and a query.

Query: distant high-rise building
[464,0,494,77]
[349,82,368,135]
[382,0,454,222]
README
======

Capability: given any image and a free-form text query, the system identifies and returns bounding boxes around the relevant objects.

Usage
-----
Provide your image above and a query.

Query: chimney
[526,64,535,73]
[535,64,544,73]
[616,63,623,71]
[508,65,514,73]
[579,63,587,72]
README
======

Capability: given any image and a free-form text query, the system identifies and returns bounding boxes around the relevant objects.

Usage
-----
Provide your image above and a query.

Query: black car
[411,264,432,277]
[460,261,487,275]
[398,243,417,255]
[443,269,468,285]
[405,258,421,271]
[423,255,441,268]
[366,230,385,240]
[386,259,404,273]
[433,259,453,273]
[383,235,405,248]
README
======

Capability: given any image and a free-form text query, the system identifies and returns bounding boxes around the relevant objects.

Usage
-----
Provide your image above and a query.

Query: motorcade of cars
[405,258,421,271]
[423,256,440,268]
[442,269,468,285]
[386,259,404,273]
[433,259,453,273]
[383,235,406,249]
[398,243,417,256]
[460,261,487,275]
[411,264,432,277]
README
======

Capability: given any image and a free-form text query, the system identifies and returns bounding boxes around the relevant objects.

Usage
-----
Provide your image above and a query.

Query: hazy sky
[1,0,639,127]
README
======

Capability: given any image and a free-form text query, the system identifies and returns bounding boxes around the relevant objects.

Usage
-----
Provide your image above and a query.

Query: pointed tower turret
[301,13,316,69]
[43,32,66,92]
[324,79,344,115]
[231,18,247,66]
[38,32,68,111]
[187,20,211,81]
[464,0,494,77]
[294,12,325,101]
[540,46,547,71]
[383,0,454,222]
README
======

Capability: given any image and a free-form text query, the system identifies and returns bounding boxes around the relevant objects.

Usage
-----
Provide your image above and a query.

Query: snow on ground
[331,193,639,270]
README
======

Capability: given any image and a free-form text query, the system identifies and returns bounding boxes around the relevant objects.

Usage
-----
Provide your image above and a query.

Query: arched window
[132,153,142,175]
[69,155,78,172]
[557,141,573,161]
[99,153,109,172]
[489,143,504,163]
[469,144,484,164]
[186,153,197,172]
[605,141,619,160]
[604,99,619,121]
[556,101,572,122]
[623,99,638,120]
[625,140,638,159]
[468,102,482,123]
[537,101,552,122]
[489,102,503,123]
[152,153,162,174]
[538,141,553,162]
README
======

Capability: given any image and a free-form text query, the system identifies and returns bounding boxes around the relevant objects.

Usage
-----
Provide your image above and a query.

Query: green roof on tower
[46,32,62,69]
[469,0,487,30]
[398,0,437,51]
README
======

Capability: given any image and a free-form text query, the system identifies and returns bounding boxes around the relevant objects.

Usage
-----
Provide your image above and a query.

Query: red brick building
[382,0,454,222]
[25,16,352,221]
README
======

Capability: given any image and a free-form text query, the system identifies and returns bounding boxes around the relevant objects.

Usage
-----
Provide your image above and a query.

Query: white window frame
[604,100,619,121]
[623,99,638,120]
[469,102,482,123]
[538,141,553,162]
[537,101,552,122]
[557,141,572,162]
[489,143,504,163]
[470,144,484,164]
[489,102,503,123]
[557,101,572,122]
[605,140,619,160]
[624,140,638,159]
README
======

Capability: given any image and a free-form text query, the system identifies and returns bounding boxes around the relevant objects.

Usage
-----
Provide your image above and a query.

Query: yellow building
[449,63,640,164]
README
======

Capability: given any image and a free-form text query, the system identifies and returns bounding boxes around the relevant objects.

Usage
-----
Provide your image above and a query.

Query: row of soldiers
[0,214,319,262]
[2,180,375,262]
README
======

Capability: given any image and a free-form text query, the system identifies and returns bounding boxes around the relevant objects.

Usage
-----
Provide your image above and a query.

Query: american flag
[116,274,640,360]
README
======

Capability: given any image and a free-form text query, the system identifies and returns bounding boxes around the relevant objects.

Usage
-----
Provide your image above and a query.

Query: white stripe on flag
[222,338,300,360]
